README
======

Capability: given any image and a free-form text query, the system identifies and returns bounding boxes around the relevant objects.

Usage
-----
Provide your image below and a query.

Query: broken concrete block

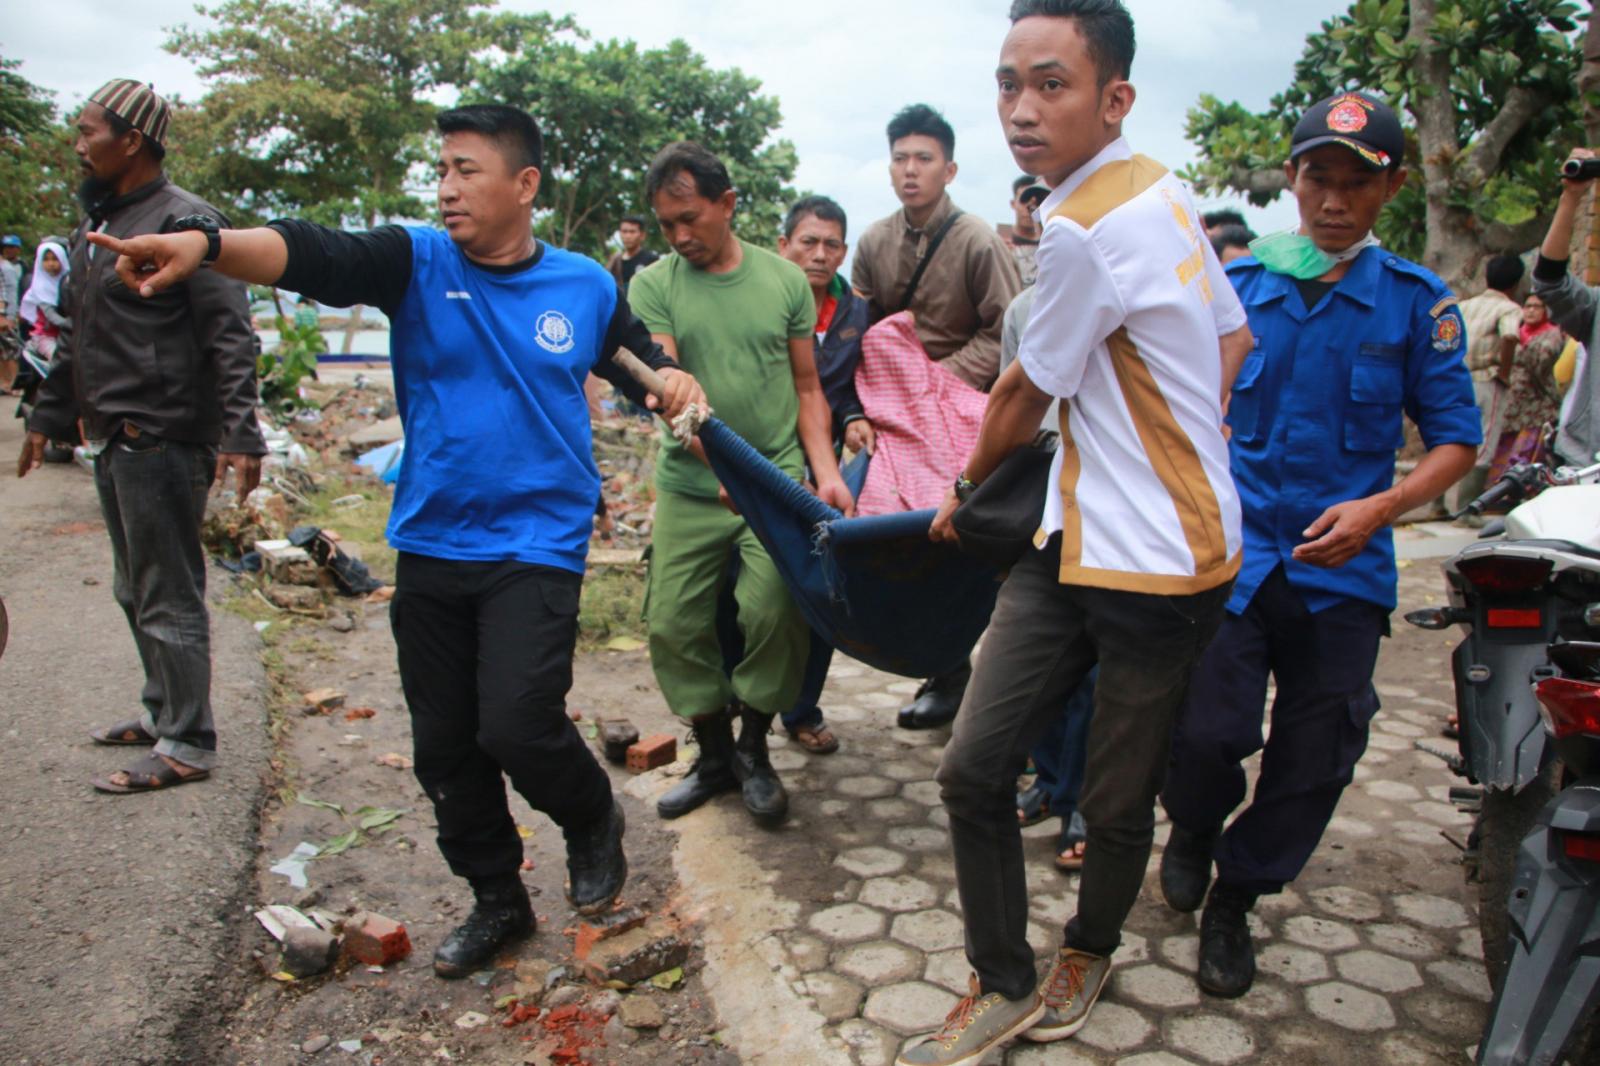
[266,584,324,611]
[625,734,676,773]
[280,925,338,978]
[342,911,412,965]
[601,720,640,765]
[618,995,665,1030]
[580,924,690,986]
[301,688,346,713]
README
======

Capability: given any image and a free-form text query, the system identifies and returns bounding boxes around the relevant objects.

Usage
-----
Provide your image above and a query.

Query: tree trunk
[1407,0,1480,292]
[1579,8,1600,281]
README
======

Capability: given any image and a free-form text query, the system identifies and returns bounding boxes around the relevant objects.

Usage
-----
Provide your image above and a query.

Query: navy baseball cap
[1291,91,1405,171]
[1,235,20,247]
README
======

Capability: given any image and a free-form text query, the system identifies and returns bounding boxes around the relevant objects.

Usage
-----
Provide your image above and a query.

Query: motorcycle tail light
[1486,608,1543,629]
[1536,677,1600,739]
[1562,833,1600,863]
[1456,556,1554,593]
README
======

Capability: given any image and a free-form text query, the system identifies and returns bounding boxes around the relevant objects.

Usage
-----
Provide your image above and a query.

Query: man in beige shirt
[1450,254,1524,510]
[851,103,1023,730]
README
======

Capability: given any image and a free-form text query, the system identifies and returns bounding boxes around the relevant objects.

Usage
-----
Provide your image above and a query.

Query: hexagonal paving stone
[1366,731,1412,751]
[1252,886,1303,917]
[836,939,924,985]
[803,971,864,1022]
[1377,718,1425,738]
[926,806,951,830]
[918,854,957,881]
[836,846,907,878]
[1376,682,1419,698]
[1029,891,1078,926]
[1305,980,1397,1030]
[809,903,887,942]
[835,1018,898,1066]
[769,747,808,772]
[1326,815,1377,838]
[1412,800,1470,826]
[922,948,970,995]
[1008,1044,1101,1065]
[881,760,927,782]
[1077,1000,1153,1053]
[859,691,903,709]
[862,981,960,1034]
[858,876,939,913]
[1165,1014,1257,1064]
[890,909,965,952]
[824,704,868,724]
[1455,927,1485,961]
[786,932,831,973]
[837,775,900,799]
[1256,943,1331,984]
[1402,987,1489,1039]
[1393,892,1469,929]
[1378,1030,1465,1066]
[1117,1054,1203,1066]
[1309,885,1384,922]
[1363,779,1423,802]
[1159,933,1199,971]
[901,780,943,806]
[1427,958,1492,1001]
[1223,977,1296,1020]
[1365,922,1442,959]
[865,798,918,823]
[1282,914,1360,951]
[1334,949,1423,993]
[887,826,947,851]
[1115,963,1201,1009]
[818,799,852,818]
[1120,930,1151,964]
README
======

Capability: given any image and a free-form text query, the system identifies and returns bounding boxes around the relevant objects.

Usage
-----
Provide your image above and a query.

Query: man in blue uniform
[87,104,706,979]
[1158,91,1480,998]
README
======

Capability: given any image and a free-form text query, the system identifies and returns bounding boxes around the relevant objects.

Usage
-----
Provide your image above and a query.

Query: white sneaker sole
[895,998,1047,1066]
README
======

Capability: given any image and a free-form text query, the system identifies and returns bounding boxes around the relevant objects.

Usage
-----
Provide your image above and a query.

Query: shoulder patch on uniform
[1431,310,1463,352]
[1428,296,1458,319]
[1049,155,1169,230]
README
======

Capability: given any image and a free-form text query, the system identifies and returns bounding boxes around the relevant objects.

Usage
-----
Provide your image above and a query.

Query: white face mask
[1249,229,1380,280]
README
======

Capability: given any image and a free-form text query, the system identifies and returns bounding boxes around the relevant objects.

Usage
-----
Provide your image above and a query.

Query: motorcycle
[1478,641,1600,1065]
[1405,457,1600,1064]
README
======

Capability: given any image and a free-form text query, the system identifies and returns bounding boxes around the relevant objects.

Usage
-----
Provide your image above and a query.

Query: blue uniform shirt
[387,227,617,572]
[1224,247,1480,614]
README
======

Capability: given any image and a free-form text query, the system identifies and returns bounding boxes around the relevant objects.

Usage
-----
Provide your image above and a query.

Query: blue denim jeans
[94,434,219,769]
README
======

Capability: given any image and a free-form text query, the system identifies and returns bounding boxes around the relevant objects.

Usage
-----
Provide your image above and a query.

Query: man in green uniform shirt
[629,141,853,827]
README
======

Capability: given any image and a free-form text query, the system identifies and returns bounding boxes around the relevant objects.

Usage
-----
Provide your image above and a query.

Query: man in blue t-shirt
[90,104,706,979]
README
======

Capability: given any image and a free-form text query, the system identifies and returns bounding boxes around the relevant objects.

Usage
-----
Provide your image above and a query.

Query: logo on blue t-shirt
[536,310,576,353]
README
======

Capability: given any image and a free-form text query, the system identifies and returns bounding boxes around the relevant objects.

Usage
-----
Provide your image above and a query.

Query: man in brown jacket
[851,102,1022,730]
[17,79,265,793]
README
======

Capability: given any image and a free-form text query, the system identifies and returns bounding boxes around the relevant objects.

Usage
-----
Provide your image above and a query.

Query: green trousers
[647,490,807,720]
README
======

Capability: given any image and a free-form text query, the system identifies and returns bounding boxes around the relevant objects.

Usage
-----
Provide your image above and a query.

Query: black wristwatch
[170,214,222,264]
[954,472,978,503]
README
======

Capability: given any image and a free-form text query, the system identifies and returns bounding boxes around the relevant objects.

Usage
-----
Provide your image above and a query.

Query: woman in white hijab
[20,240,69,360]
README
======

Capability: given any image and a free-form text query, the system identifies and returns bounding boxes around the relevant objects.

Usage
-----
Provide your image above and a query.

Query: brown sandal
[787,722,839,755]
[92,753,210,793]
[89,720,156,746]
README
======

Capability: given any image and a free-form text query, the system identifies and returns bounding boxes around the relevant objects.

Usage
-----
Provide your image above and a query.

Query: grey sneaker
[1020,947,1112,1042]
[896,975,1044,1066]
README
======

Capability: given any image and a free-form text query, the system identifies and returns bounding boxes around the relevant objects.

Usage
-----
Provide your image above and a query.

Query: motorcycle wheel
[1475,764,1560,987]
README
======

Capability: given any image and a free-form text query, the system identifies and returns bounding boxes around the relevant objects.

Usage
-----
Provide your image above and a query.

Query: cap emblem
[1327,95,1372,134]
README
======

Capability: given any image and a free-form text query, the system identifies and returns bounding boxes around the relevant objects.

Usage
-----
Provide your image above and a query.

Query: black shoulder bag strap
[897,209,964,313]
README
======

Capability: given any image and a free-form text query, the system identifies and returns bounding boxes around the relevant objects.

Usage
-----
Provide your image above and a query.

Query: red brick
[342,910,412,965]
[625,734,676,772]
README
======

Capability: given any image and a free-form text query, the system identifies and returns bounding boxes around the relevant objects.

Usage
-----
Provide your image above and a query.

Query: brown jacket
[850,194,1022,390]
[30,177,265,454]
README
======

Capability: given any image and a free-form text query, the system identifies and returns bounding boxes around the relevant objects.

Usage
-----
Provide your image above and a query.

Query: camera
[1561,158,1600,180]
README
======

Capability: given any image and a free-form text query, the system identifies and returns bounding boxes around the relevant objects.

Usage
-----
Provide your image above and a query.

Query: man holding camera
[1531,148,1600,469]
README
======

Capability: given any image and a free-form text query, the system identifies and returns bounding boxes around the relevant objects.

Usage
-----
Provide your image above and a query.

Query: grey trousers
[936,536,1230,1000]
[94,435,219,770]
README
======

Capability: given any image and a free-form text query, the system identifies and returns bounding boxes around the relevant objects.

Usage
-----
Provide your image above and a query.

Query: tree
[0,58,78,241]
[467,19,800,260]
[166,0,517,347]
[1182,0,1585,291]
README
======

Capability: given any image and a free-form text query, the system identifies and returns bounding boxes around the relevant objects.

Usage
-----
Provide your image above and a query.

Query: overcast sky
[6,0,1339,248]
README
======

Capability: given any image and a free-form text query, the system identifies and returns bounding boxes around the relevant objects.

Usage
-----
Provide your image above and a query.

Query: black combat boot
[732,704,789,827]
[656,710,738,819]
[1159,822,1218,914]
[1197,882,1258,998]
[433,873,534,978]
[564,800,627,915]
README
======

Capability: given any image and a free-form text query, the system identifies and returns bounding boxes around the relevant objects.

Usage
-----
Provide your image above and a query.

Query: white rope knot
[671,402,711,446]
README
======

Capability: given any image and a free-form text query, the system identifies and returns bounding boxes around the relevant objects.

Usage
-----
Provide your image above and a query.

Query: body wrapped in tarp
[695,417,1003,678]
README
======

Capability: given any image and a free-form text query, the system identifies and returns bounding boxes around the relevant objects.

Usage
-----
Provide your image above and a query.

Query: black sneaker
[1160,823,1217,914]
[565,801,627,915]
[1197,882,1257,998]
[433,877,534,979]
[895,662,972,730]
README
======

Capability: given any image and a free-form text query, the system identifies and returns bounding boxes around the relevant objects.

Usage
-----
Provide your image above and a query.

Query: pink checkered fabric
[854,312,989,516]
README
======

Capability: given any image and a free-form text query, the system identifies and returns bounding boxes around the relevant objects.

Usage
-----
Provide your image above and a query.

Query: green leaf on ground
[355,807,406,830]
[649,966,684,990]
[297,796,345,813]
[317,828,361,857]
[605,635,646,652]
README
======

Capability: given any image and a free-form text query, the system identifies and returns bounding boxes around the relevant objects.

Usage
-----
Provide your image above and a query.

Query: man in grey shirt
[0,235,22,390]
[1533,148,1600,467]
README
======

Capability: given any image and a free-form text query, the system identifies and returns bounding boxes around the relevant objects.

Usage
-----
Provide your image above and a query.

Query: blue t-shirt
[1224,248,1480,613]
[384,227,616,572]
